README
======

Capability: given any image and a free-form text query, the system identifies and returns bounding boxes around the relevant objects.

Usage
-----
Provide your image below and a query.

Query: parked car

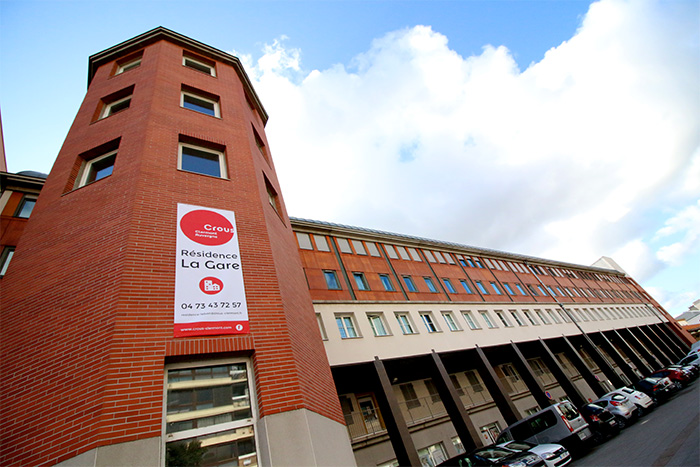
[498,440,571,467]
[496,402,593,452]
[666,364,699,380]
[650,368,691,388]
[578,403,620,440]
[678,353,700,368]
[593,393,637,429]
[634,376,678,402]
[437,445,545,467]
[613,387,655,415]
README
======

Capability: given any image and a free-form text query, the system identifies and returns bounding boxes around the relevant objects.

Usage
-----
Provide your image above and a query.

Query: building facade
[0,28,693,467]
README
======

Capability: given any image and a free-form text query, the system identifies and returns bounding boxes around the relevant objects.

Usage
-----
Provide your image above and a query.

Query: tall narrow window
[353,272,370,291]
[0,247,15,277]
[442,312,460,331]
[490,282,502,295]
[462,311,480,330]
[480,311,496,329]
[323,270,341,290]
[475,281,489,295]
[510,311,525,326]
[495,311,511,327]
[536,310,550,324]
[403,276,417,292]
[316,313,327,340]
[400,383,421,409]
[442,278,456,293]
[424,277,438,293]
[421,313,439,333]
[396,313,416,334]
[515,283,527,295]
[265,177,280,213]
[15,197,36,218]
[379,274,395,291]
[165,361,257,466]
[460,280,473,294]
[336,315,358,338]
[503,283,515,295]
[179,142,226,178]
[367,314,389,336]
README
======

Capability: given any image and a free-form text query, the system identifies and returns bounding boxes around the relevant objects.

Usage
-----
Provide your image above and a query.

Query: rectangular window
[510,311,525,326]
[313,235,330,251]
[503,283,515,296]
[400,383,421,409]
[181,89,220,117]
[535,310,550,324]
[0,247,15,277]
[337,238,352,254]
[465,258,476,268]
[396,246,411,260]
[179,142,226,178]
[434,251,446,263]
[465,370,484,392]
[296,232,313,250]
[424,277,438,293]
[15,197,37,218]
[396,313,416,334]
[403,276,417,292]
[366,242,381,257]
[537,285,547,296]
[547,309,560,324]
[495,311,511,327]
[335,314,358,338]
[442,278,456,293]
[515,283,527,295]
[78,150,117,187]
[116,55,141,74]
[449,375,465,396]
[445,253,457,265]
[523,310,538,325]
[424,250,436,263]
[100,95,131,119]
[546,286,557,296]
[253,127,269,163]
[442,312,460,331]
[462,311,480,330]
[265,176,280,214]
[480,311,496,328]
[407,248,422,261]
[421,313,439,333]
[459,280,473,294]
[475,281,489,295]
[353,272,370,291]
[183,54,216,76]
[528,285,539,296]
[367,313,389,336]
[384,244,398,259]
[424,380,442,403]
[165,360,257,466]
[474,258,484,269]
[490,282,502,295]
[351,240,367,255]
[379,274,396,291]
[323,270,341,290]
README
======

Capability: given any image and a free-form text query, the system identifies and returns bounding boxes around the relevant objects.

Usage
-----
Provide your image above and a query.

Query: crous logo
[199,276,224,295]
[180,210,234,246]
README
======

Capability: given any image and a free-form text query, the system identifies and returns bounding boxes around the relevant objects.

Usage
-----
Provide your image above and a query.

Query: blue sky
[1,0,698,317]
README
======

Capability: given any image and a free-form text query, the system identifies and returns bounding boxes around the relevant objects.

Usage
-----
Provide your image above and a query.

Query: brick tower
[0,27,354,466]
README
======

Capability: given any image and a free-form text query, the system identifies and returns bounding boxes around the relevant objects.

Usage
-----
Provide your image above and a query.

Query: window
[537,285,547,296]
[547,309,560,324]
[535,310,550,324]
[523,310,538,325]
[421,313,439,333]
[165,360,257,467]
[400,383,421,409]
[424,380,442,403]
[367,313,389,336]
[442,278,456,293]
[490,282,502,295]
[424,277,438,293]
[475,281,489,295]
[0,247,15,277]
[15,197,36,218]
[384,244,398,259]
[313,235,330,251]
[396,246,411,260]
[100,95,131,119]
[528,285,539,296]
[351,240,367,255]
[459,280,473,294]
[396,313,416,334]
[179,142,226,178]
[408,248,422,261]
[462,311,480,330]
[546,286,557,296]
[366,242,381,257]
[442,312,460,331]
[183,54,216,76]
[181,89,220,117]
[323,270,341,290]
[495,311,512,327]
[116,55,141,74]
[353,272,370,291]
[465,370,484,392]
[78,150,117,187]
[316,313,327,340]
[449,375,465,396]
[335,314,358,338]
[503,283,515,296]
[296,232,313,250]
[403,276,417,292]
[465,258,476,268]
[480,311,496,328]
[253,127,269,162]
[379,274,396,291]
[264,176,280,214]
[510,311,525,326]
[337,238,352,253]
[515,283,527,295]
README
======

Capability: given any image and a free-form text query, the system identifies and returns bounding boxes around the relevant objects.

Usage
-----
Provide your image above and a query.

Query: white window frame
[178,142,227,178]
[510,310,525,326]
[420,312,440,333]
[396,312,417,335]
[78,150,117,187]
[0,247,15,276]
[99,95,131,119]
[495,311,512,327]
[116,56,141,74]
[535,309,550,324]
[163,357,258,463]
[335,314,359,339]
[367,313,390,337]
[316,313,328,340]
[462,311,481,330]
[183,55,216,76]
[442,311,461,331]
[480,311,497,329]
[181,90,220,118]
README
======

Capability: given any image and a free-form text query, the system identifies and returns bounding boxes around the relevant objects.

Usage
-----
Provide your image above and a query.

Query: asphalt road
[571,379,699,467]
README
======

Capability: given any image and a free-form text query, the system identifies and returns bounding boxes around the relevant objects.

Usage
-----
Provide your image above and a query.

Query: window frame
[442,278,457,294]
[78,150,117,187]
[14,196,37,218]
[423,277,438,293]
[0,247,15,277]
[352,272,370,291]
[183,54,216,76]
[379,274,396,291]
[462,311,481,330]
[181,89,221,118]
[396,312,417,335]
[480,311,497,329]
[402,276,418,293]
[442,311,461,331]
[323,270,341,290]
[178,142,227,179]
[335,314,359,339]
[459,280,474,294]
[475,281,489,295]
[99,95,132,119]
[367,313,390,337]
[420,312,440,333]
[116,56,141,74]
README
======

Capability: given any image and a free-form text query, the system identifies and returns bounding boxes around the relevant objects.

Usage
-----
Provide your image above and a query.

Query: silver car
[498,440,572,467]
[615,387,655,416]
[593,393,637,428]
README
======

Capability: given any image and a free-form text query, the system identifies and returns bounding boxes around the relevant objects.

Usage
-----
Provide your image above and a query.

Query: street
[572,379,699,467]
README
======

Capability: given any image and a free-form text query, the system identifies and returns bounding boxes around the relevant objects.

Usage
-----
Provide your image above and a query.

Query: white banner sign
[174,203,249,337]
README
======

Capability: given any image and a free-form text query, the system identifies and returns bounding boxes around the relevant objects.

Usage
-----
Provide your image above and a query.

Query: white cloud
[654,199,700,266]
[241,0,699,278]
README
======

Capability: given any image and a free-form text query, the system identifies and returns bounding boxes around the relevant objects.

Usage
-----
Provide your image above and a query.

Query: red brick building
[0,28,693,467]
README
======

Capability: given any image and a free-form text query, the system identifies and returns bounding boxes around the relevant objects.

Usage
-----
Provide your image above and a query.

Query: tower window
[115,53,142,74]
[181,90,220,117]
[100,96,131,119]
[79,150,117,187]
[178,143,226,178]
[183,54,216,76]
[15,197,37,218]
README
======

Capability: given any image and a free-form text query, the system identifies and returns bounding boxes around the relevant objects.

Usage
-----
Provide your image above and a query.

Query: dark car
[650,368,691,388]
[578,403,620,441]
[437,445,545,467]
[634,376,678,402]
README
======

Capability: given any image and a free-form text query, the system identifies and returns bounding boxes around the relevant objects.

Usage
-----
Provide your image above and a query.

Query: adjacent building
[0,28,693,467]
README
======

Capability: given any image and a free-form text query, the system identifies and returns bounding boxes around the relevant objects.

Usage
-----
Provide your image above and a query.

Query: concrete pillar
[561,336,607,398]
[537,338,587,408]
[474,346,520,426]
[509,342,551,409]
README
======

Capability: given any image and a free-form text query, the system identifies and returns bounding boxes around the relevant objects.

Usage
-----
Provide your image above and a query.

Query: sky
[1,0,698,317]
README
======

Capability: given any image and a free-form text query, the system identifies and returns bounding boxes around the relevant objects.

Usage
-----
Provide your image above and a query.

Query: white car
[594,393,637,428]
[614,387,655,415]
[498,440,571,467]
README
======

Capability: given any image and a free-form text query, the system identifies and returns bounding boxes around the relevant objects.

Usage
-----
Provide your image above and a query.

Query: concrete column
[577,336,625,389]
[430,352,483,451]
[637,326,674,365]
[651,324,686,360]
[509,342,551,409]
[474,346,520,426]
[373,358,421,467]
[596,332,641,384]
[537,338,587,408]
[610,330,653,376]
[618,329,662,372]
[561,336,607,398]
